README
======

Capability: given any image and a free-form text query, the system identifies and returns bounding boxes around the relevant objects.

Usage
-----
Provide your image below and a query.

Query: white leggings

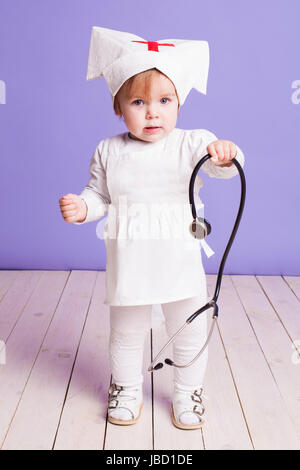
[109,294,208,390]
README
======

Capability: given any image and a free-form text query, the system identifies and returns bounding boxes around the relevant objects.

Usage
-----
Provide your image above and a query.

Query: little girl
[59,26,245,430]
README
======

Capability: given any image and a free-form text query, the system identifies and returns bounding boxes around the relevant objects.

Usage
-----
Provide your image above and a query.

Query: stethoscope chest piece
[189,217,211,240]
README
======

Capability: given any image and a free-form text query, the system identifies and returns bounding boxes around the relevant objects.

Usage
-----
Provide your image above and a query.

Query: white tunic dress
[75,128,245,306]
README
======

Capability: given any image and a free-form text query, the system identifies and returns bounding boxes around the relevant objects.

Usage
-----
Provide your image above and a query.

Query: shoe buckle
[191,388,203,404]
[108,399,119,409]
[193,404,205,416]
[109,383,123,395]
[191,388,205,416]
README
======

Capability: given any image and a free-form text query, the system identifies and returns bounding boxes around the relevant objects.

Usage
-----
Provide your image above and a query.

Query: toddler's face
[117,73,179,142]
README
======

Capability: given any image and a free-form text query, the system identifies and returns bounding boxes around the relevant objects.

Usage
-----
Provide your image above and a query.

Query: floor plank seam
[280,276,300,358]
[215,322,255,450]
[102,376,111,450]
[2,271,45,345]
[230,276,287,396]
[52,307,91,448]
[52,270,99,450]
[0,270,19,302]
[150,329,155,451]
[282,275,300,302]
[255,275,299,346]
[103,374,112,450]
[200,427,205,450]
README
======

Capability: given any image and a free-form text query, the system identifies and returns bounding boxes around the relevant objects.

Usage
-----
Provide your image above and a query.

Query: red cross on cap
[131,40,175,52]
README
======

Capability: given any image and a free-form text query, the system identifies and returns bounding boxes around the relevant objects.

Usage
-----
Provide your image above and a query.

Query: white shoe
[107,383,144,426]
[171,386,205,430]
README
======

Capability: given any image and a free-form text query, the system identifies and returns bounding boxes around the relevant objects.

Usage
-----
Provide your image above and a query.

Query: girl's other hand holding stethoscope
[59,193,87,223]
[207,140,237,167]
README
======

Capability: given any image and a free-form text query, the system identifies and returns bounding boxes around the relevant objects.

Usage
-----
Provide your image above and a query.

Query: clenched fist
[59,193,87,223]
[207,140,237,167]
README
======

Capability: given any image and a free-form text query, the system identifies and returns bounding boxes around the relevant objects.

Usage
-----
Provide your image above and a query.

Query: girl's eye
[161,98,169,104]
[133,99,143,106]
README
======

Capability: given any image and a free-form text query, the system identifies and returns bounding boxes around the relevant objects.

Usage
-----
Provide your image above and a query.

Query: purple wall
[0,0,299,274]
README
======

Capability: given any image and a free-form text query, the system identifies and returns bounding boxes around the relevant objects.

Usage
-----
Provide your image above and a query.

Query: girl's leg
[108,303,152,424]
[161,294,208,428]
[161,294,208,389]
[109,303,152,387]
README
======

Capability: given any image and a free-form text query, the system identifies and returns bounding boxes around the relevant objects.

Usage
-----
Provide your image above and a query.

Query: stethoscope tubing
[189,154,246,303]
[148,153,246,372]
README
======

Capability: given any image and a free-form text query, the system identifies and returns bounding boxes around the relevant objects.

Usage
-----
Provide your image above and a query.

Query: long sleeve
[190,129,245,179]
[73,141,111,225]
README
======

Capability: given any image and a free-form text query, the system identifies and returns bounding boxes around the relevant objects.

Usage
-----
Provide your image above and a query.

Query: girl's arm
[190,129,245,179]
[73,142,111,224]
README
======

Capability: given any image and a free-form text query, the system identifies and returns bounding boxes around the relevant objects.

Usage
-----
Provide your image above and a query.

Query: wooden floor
[0,271,299,450]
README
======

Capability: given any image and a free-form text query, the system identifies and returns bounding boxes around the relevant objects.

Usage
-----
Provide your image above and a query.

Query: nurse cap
[86,26,210,105]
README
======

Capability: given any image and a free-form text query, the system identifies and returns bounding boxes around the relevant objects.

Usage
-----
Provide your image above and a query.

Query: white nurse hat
[86,26,210,105]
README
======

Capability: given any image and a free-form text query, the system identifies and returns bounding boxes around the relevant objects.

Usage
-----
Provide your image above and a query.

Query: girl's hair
[113,68,180,117]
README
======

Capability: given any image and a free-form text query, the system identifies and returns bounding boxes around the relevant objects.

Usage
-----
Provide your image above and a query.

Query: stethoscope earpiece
[189,217,211,240]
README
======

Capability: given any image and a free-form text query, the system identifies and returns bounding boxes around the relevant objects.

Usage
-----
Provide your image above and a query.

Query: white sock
[178,411,200,425]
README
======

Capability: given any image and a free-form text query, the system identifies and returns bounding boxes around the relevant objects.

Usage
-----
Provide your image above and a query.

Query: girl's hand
[207,140,237,167]
[59,193,87,223]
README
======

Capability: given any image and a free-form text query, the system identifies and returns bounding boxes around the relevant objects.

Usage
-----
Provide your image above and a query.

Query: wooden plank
[2,270,97,450]
[152,312,204,450]
[257,276,300,341]
[231,275,300,441]
[201,323,253,450]
[54,271,110,450]
[104,329,153,450]
[283,276,300,301]
[0,271,69,447]
[207,274,300,450]
[0,271,19,301]
[0,271,43,340]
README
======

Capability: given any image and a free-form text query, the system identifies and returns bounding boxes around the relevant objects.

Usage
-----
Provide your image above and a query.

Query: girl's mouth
[144,127,161,134]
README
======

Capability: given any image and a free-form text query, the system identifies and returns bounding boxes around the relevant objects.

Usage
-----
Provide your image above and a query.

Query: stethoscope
[148,153,246,372]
